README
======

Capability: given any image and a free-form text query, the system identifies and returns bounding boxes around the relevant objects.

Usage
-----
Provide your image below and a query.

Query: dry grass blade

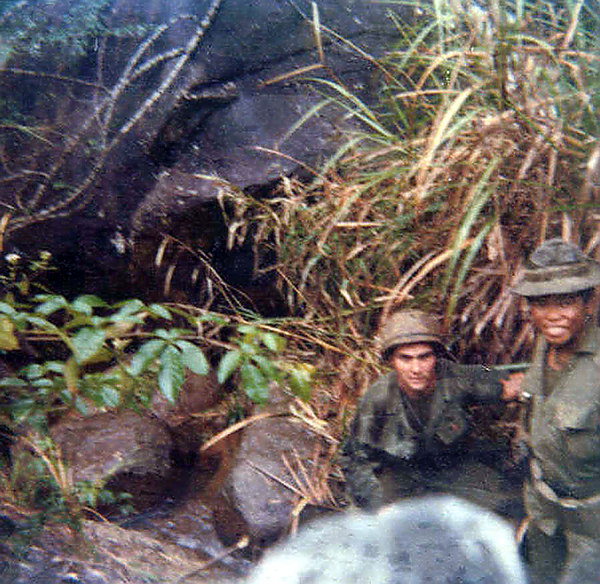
[215,0,599,486]
[199,411,284,453]
[173,536,250,583]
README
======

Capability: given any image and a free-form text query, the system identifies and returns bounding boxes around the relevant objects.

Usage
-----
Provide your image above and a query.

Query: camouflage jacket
[340,359,505,509]
[524,321,600,535]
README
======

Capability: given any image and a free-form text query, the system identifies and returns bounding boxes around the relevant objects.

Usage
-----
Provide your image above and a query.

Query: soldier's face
[391,343,437,399]
[528,293,590,346]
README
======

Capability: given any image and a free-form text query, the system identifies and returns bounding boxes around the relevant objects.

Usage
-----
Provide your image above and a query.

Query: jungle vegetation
[0,0,599,525]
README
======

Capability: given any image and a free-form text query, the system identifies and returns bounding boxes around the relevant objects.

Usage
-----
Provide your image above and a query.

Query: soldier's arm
[339,438,386,510]
[339,395,388,510]
[456,362,525,403]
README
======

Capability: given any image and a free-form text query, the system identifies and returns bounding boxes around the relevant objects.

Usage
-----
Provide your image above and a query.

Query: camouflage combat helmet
[512,238,600,297]
[379,309,446,360]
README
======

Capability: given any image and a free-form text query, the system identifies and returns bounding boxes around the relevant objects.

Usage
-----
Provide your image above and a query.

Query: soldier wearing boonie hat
[512,237,600,297]
[340,308,522,513]
[512,238,600,583]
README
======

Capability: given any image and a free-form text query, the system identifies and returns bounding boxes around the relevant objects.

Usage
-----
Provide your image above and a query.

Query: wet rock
[50,410,174,510]
[211,412,323,548]
[0,0,408,303]
[560,546,600,584]
[151,368,224,456]
[130,494,253,579]
[247,495,529,584]
[2,518,243,584]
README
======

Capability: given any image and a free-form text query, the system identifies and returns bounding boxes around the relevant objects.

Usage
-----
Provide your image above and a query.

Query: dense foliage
[1,0,599,532]
[222,0,600,398]
[0,253,313,521]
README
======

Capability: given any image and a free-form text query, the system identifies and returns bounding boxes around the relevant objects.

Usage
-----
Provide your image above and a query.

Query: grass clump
[219,0,600,408]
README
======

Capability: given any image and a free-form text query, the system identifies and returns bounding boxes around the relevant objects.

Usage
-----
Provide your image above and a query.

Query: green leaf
[0,316,19,350]
[100,385,121,408]
[44,361,64,374]
[74,395,92,416]
[0,376,27,387]
[22,363,44,379]
[260,331,285,352]
[24,315,58,330]
[443,158,499,293]
[81,372,122,408]
[237,324,256,335]
[98,489,116,505]
[31,378,53,388]
[113,298,146,312]
[288,366,313,402]
[63,314,95,330]
[155,328,177,340]
[72,327,106,364]
[11,397,36,425]
[446,222,493,319]
[34,295,68,315]
[33,293,59,301]
[127,339,166,376]
[0,302,17,316]
[148,304,172,320]
[175,340,209,375]
[71,295,108,315]
[217,349,242,384]
[251,354,278,380]
[238,341,258,355]
[76,482,99,507]
[241,362,270,404]
[197,313,228,325]
[110,299,146,323]
[158,345,185,403]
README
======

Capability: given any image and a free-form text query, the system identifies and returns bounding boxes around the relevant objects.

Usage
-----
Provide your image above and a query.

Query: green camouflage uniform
[341,359,513,511]
[511,238,600,583]
[522,320,600,582]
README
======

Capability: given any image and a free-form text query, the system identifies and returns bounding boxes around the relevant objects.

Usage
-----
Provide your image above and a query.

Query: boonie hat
[512,238,600,297]
[379,309,447,360]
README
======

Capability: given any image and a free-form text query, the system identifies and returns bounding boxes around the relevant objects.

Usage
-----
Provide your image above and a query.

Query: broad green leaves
[0,295,213,417]
[72,327,106,364]
[240,362,269,403]
[216,322,313,404]
[217,349,242,384]
[175,340,209,374]
[0,292,313,429]
[158,345,185,403]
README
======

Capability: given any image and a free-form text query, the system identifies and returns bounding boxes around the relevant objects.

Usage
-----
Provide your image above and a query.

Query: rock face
[0,0,405,303]
[151,368,223,456]
[246,495,529,584]
[50,410,174,510]
[211,413,325,547]
[0,515,247,584]
[560,547,600,584]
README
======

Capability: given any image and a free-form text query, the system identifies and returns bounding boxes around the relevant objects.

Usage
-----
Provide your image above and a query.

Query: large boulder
[49,410,174,510]
[246,495,529,584]
[0,0,406,303]
[560,547,600,584]
[151,368,224,456]
[211,411,325,548]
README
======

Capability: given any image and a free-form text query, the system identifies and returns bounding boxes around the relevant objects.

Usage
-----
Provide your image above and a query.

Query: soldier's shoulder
[437,358,472,378]
[360,371,396,402]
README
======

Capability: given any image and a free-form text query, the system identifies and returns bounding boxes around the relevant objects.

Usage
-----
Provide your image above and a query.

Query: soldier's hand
[501,372,525,401]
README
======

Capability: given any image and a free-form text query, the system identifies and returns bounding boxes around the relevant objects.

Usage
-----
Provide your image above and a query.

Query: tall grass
[220,0,600,412]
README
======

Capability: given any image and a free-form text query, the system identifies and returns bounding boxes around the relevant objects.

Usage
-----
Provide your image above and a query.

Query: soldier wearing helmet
[512,238,600,583]
[340,308,522,512]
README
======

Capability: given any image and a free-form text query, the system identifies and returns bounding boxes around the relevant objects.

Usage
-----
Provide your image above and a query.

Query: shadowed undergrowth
[220,0,600,411]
